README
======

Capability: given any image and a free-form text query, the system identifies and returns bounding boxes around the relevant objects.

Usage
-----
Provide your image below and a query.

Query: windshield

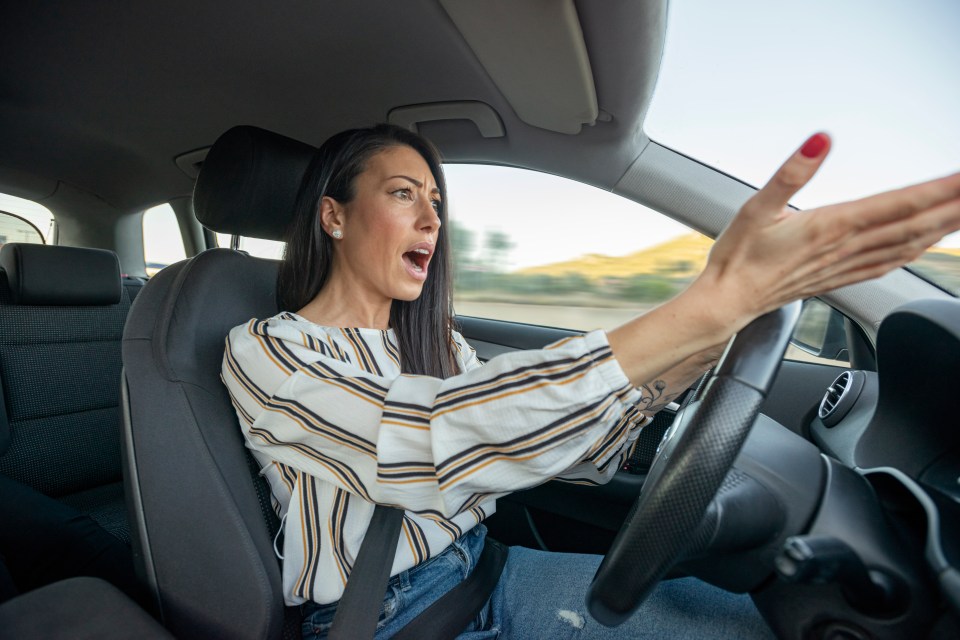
[645,0,960,295]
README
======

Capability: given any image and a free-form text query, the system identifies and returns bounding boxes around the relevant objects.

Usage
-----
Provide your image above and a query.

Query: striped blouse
[222,311,650,606]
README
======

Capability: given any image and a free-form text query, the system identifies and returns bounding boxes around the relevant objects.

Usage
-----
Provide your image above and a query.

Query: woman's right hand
[699,132,960,331]
[608,133,960,389]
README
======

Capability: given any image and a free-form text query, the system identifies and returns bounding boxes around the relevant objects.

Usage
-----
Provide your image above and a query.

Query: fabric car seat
[120,126,315,639]
[0,243,143,542]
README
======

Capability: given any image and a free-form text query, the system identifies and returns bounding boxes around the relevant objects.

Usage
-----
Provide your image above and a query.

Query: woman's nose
[418,201,441,231]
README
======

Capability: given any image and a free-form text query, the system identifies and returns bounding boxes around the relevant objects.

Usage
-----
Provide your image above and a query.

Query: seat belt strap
[393,538,508,640]
[326,507,507,640]
[327,505,403,640]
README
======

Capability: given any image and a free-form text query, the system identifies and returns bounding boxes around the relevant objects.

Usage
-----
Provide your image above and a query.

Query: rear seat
[0,243,143,543]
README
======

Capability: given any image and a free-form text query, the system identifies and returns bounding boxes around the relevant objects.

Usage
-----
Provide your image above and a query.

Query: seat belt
[326,506,507,640]
[327,505,403,640]
[393,538,507,640]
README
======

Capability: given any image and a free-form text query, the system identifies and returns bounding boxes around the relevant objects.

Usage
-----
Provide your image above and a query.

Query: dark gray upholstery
[122,251,285,639]
[0,577,173,639]
[193,126,314,241]
[121,126,315,639]
[0,243,122,306]
[59,482,131,544]
[0,247,142,543]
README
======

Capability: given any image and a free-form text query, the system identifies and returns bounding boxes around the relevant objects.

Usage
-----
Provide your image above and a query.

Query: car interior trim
[439,0,597,134]
[387,101,505,138]
[174,148,211,180]
[119,372,161,612]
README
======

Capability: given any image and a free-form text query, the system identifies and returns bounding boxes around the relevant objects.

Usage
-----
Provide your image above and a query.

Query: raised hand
[704,132,960,324]
[608,134,960,388]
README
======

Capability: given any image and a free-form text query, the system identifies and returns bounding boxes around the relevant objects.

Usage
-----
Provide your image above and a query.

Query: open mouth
[402,247,432,277]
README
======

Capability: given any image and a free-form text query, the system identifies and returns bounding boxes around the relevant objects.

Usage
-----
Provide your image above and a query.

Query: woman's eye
[393,188,412,200]
[431,200,441,212]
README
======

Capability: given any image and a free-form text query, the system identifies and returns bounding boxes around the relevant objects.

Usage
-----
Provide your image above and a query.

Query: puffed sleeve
[223,318,649,519]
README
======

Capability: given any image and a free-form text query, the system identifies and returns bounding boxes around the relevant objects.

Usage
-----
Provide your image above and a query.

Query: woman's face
[326,144,442,303]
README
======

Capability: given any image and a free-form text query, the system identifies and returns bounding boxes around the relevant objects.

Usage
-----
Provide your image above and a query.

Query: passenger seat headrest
[0,243,122,305]
[194,125,317,241]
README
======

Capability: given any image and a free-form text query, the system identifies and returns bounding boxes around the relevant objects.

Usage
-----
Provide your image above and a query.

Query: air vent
[819,372,850,417]
[818,370,865,427]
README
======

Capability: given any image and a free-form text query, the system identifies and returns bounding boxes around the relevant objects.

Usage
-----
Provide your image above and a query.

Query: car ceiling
[0,0,665,215]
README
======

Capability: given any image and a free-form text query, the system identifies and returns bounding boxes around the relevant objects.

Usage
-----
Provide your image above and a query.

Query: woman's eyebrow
[387,175,441,196]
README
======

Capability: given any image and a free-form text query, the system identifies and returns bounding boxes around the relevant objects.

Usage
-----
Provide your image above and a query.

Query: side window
[214,233,285,260]
[0,192,55,245]
[909,231,960,296]
[445,165,858,367]
[143,204,187,276]
[444,164,712,332]
[786,299,852,367]
[0,211,46,246]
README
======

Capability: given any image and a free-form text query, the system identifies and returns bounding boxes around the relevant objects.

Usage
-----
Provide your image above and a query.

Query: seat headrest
[0,243,122,305]
[193,126,317,241]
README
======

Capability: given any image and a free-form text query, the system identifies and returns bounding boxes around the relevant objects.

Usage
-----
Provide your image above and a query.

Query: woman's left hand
[702,132,960,327]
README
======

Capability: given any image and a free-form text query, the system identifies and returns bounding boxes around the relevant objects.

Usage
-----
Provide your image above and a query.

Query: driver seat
[120,126,316,639]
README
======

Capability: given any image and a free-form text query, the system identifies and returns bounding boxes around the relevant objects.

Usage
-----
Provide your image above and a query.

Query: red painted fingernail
[800,133,828,158]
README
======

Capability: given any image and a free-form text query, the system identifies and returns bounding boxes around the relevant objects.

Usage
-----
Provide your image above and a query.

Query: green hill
[519,233,713,280]
[911,246,960,293]
[519,236,960,283]
[929,247,960,258]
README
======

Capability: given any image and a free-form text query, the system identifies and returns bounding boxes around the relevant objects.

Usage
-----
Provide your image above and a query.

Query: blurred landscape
[909,247,960,295]
[453,228,708,331]
[453,227,712,316]
[452,223,960,335]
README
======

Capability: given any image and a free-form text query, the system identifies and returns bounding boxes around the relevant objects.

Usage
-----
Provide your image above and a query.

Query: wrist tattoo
[638,379,678,413]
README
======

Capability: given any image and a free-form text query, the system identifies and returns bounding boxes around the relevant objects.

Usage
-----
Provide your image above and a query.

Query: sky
[645,0,960,242]
[447,0,960,268]
[1,0,958,266]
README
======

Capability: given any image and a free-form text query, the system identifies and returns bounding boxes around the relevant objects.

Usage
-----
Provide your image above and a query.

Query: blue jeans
[302,525,775,639]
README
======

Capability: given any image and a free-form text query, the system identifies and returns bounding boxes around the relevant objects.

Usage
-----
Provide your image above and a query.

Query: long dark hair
[277,124,458,379]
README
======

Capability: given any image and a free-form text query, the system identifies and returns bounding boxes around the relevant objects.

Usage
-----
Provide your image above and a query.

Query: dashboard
[805,298,960,619]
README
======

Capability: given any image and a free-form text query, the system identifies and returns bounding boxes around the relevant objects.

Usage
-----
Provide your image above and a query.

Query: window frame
[0,210,47,245]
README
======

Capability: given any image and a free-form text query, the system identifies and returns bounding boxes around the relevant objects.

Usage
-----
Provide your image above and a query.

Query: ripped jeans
[302,525,775,639]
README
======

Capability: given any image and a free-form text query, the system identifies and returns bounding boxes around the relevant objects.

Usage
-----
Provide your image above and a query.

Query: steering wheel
[587,301,802,626]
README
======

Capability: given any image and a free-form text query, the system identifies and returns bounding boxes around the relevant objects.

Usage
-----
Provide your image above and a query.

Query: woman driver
[222,124,960,638]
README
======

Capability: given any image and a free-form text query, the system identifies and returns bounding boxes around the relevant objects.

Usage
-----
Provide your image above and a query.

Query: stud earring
[332,229,343,239]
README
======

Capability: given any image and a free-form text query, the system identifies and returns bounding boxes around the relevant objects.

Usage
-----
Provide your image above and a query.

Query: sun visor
[440,0,598,135]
